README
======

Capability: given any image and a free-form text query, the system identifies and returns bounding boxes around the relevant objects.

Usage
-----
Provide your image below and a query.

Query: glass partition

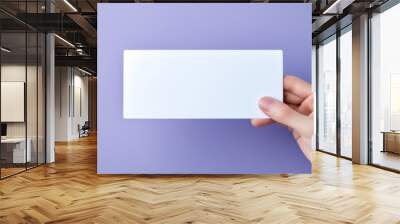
[0,1,46,179]
[317,36,337,154]
[27,31,38,169]
[1,31,28,177]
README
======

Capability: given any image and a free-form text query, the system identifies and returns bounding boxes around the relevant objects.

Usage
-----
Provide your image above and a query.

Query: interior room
[0,25,46,178]
[0,0,400,223]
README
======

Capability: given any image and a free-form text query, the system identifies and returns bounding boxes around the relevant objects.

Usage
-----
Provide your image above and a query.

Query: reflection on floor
[0,135,400,223]
[0,163,42,178]
[373,150,400,170]
[0,167,25,178]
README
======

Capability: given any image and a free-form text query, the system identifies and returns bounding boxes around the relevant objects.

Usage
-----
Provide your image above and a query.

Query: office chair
[79,121,90,138]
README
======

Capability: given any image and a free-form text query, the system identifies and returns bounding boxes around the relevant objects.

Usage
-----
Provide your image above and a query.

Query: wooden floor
[0,167,26,178]
[1,135,400,224]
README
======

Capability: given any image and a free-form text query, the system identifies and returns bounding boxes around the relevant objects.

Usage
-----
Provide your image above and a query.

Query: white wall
[71,73,89,138]
[55,67,89,141]
[1,63,46,164]
[55,66,70,141]
[1,66,26,138]
[1,65,41,138]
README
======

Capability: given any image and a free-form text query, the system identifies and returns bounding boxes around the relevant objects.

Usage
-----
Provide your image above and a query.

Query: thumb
[258,97,313,137]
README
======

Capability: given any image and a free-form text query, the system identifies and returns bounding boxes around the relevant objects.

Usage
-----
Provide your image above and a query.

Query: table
[1,138,32,164]
[381,131,400,154]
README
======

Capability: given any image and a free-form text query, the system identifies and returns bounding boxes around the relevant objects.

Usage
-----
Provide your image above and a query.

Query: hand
[251,75,314,161]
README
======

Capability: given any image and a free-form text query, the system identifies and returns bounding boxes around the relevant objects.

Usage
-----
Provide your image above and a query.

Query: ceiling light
[323,0,341,14]
[1,47,11,53]
[323,0,354,15]
[76,48,85,55]
[54,34,75,48]
[63,0,78,12]
[78,67,93,76]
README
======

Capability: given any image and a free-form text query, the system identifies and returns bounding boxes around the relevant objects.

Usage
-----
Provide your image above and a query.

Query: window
[339,28,352,158]
[316,26,353,159]
[318,36,337,154]
[370,2,400,171]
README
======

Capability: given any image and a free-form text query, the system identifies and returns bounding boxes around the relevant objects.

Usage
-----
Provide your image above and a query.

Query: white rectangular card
[123,50,283,119]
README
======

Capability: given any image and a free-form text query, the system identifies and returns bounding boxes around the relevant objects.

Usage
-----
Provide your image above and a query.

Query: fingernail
[259,97,275,111]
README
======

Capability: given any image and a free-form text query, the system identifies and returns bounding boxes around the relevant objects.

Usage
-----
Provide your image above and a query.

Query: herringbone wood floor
[1,135,400,224]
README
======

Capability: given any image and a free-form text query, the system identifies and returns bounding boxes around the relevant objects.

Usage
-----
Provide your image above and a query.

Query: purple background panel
[98,3,312,174]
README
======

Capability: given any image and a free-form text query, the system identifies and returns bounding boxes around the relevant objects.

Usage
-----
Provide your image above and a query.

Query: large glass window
[317,27,353,159]
[318,36,337,154]
[371,3,400,171]
[339,28,352,158]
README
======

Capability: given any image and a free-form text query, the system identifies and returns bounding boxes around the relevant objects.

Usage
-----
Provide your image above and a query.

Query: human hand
[251,75,314,161]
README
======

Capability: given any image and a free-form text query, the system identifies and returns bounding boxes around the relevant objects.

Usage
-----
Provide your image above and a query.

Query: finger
[295,136,313,161]
[288,103,299,111]
[292,129,300,140]
[298,95,314,115]
[258,104,297,129]
[284,75,312,100]
[284,92,303,105]
[251,118,275,127]
[258,97,313,137]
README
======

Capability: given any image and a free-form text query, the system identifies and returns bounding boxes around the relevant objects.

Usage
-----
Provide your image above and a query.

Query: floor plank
[1,134,400,224]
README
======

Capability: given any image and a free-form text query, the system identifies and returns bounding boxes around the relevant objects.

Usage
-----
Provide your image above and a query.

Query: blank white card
[123,50,283,119]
